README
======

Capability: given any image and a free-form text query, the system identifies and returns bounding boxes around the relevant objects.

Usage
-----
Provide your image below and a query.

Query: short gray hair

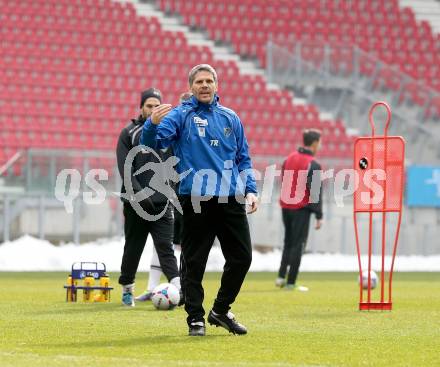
[188,64,218,86]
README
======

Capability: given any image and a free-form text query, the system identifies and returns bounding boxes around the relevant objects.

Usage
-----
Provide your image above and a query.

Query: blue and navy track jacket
[140,95,257,197]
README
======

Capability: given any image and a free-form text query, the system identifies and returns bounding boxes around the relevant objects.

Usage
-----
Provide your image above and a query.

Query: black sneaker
[188,321,205,336]
[208,310,247,335]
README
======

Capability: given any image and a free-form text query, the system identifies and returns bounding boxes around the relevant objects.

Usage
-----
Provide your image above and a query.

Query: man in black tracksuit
[116,88,180,307]
[276,129,323,291]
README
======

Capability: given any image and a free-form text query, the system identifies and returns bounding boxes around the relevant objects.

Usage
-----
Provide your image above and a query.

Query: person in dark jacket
[141,64,258,337]
[276,129,323,292]
[116,88,180,307]
[137,92,193,303]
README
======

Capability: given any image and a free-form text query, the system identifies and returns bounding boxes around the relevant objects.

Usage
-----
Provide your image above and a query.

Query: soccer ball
[359,270,379,290]
[151,283,180,310]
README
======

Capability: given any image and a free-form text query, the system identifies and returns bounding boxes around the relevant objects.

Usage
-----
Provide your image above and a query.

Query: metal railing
[1,191,124,244]
[266,40,440,122]
[266,40,440,162]
[0,148,123,243]
[0,150,24,177]
[0,148,120,193]
[2,185,440,254]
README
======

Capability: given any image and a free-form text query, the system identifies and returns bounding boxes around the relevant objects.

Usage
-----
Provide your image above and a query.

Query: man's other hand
[315,219,323,230]
[245,193,258,214]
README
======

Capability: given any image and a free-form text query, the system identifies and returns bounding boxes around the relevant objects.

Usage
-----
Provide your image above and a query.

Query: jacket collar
[132,115,146,125]
[184,94,219,111]
[298,147,314,156]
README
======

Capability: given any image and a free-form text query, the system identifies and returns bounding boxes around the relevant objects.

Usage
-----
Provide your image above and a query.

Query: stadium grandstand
[1,0,439,254]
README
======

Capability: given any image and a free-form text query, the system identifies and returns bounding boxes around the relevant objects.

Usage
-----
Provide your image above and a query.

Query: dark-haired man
[116,88,180,307]
[276,129,323,291]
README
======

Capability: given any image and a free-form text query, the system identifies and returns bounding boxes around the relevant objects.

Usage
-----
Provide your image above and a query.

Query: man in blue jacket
[141,64,258,336]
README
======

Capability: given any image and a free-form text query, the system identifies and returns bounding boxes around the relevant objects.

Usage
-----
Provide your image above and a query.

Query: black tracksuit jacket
[116,115,172,213]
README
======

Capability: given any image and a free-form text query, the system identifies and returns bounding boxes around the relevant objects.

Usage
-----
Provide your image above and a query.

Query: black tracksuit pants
[278,207,311,285]
[180,196,252,325]
[173,209,183,245]
[119,203,179,286]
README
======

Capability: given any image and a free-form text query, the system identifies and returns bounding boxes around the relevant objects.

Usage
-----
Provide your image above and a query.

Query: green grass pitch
[1,272,439,367]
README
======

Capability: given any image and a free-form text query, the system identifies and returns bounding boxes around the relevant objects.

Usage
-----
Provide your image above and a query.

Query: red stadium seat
[0,0,360,178]
[159,0,440,102]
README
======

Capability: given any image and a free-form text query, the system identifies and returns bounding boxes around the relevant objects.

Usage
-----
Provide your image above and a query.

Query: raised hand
[151,104,173,125]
